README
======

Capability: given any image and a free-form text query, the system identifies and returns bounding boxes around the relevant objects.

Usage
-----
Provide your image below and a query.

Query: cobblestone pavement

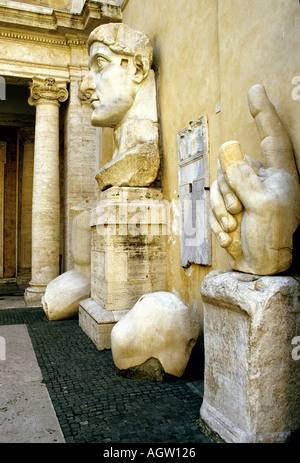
[0,307,212,444]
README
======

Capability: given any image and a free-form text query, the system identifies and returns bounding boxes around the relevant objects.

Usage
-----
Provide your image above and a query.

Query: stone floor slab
[0,324,65,443]
[0,296,26,309]
[0,305,212,444]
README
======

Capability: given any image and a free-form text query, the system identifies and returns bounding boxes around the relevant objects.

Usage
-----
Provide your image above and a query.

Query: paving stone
[0,307,212,443]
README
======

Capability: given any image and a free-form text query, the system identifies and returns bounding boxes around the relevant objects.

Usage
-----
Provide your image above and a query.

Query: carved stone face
[82,42,140,128]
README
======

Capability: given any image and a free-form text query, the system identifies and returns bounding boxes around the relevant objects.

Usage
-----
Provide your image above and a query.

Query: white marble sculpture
[80,22,160,190]
[78,23,166,349]
[111,292,200,379]
[42,207,92,321]
[210,84,300,275]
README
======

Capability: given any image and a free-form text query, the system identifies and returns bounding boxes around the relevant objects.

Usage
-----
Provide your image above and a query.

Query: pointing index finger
[248,84,299,180]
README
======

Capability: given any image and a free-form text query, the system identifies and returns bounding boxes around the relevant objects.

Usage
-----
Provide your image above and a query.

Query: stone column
[24,77,68,307]
[63,74,98,271]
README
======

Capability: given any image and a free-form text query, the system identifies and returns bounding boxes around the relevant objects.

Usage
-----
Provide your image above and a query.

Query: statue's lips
[91,98,100,109]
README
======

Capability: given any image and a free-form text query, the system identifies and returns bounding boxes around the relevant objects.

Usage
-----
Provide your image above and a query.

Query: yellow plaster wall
[121,0,300,328]
[218,0,300,170]
[122,0,224,327]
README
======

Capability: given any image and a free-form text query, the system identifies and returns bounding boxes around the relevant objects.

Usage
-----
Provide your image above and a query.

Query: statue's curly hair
[87,23,153,74]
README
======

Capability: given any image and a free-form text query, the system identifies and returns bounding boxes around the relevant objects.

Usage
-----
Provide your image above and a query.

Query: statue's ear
[132,54,149,84]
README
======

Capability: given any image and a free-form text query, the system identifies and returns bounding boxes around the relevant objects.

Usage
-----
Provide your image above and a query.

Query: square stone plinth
[79,298,129,350]
[24,285,45,307]
[200,270,300,443]
[79,187,167,349]
[90,187,167,311]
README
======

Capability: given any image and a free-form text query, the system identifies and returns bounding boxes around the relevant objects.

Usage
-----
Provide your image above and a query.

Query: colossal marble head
[82,23,154,129]
[81,23,160,190]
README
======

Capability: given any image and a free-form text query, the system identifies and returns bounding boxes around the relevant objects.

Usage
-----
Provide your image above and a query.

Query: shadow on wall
[290,225,300,278]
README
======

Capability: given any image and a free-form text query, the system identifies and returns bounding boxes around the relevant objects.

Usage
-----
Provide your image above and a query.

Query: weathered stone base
[24,284,45,307]
[79,297,128,350]
[200,400,293,443]
[200,270,300,443]
[79,186,167,349]
[90,187,167,311]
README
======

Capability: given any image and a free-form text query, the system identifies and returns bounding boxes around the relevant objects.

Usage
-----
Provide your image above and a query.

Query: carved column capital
[28,77,68,106]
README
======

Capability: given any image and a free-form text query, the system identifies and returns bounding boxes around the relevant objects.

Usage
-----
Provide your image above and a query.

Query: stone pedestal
[79,187,167,350]
[200,270,300,443]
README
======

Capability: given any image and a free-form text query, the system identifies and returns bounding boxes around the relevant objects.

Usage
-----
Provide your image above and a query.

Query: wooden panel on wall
[0,126,18,278]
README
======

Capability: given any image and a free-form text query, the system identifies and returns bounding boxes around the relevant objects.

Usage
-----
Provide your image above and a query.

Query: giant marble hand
[210,84,300,275]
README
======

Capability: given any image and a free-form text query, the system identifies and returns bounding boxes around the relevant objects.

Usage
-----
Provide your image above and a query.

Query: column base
[79,298,129,350]
[24,284,46,307]
[200,270,300,443]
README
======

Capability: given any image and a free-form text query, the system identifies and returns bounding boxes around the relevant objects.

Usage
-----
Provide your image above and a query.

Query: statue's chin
[90,97,136,129]
[91,110,117,128]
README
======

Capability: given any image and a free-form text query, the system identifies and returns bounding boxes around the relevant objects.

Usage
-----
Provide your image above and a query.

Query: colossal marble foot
[111,291,200,379]
[42,268,91,321]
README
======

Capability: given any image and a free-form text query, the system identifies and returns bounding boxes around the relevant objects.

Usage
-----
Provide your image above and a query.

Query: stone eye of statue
[96,56,110,72]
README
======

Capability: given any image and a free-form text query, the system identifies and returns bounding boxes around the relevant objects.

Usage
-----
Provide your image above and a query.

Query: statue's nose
[80,71,96,95]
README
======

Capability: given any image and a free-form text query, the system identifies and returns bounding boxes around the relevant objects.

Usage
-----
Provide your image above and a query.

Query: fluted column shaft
[25,77,68,307]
